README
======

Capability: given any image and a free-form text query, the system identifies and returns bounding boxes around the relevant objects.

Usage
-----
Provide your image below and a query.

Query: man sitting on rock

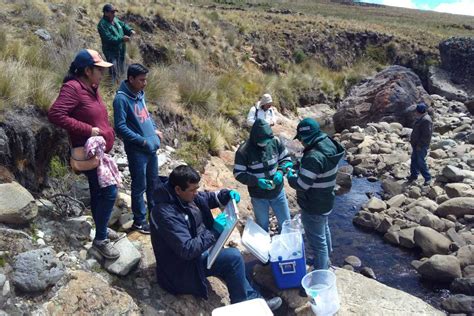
[287,118,345,270]
[407,102,432,185]
[246,93,278,127]
[150,165,282,311]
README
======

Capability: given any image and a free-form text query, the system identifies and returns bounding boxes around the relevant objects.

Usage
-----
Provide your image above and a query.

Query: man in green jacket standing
[98,4,135,83]
[287,118,344,270]
[233,119,293,232]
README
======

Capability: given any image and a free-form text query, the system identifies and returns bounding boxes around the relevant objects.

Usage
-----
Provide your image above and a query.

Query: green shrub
[293,49,307,64]
[365,45,387,64]
[49,156,69,178]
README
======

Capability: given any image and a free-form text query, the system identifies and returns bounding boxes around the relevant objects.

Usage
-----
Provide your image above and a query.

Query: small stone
[0,274,5,288]
[360,267,376,279]
[344,255,362,268]
[342,265,354,271]
[2,280,10,296]
[34,29,52,41]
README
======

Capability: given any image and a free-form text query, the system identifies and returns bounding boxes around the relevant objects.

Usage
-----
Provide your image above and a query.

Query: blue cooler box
[270,243,306,290]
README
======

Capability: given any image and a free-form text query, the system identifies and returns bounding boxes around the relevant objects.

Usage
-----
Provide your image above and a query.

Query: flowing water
[330,176,450,309]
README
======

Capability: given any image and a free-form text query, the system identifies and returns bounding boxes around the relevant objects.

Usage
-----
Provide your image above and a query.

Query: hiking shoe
[406,176,417,183]
[107,228,126,241]
[131,222,151,234]
[423,179,432,186]
[265,297,282,311]
[93,239,120,260]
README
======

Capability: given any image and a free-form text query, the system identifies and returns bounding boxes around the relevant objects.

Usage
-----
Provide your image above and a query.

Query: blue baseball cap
[72,49,113,69]
[416,102,427,113]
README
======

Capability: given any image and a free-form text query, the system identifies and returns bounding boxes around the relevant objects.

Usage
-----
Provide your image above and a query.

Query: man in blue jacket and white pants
[113,63,163,234]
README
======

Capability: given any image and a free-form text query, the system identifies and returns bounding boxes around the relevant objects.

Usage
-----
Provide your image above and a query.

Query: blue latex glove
[286,169,297,178]
[257,178,274,190]
[229,190,241,203]
[282,161,294,172]
[273,171,283,186]
[213,213,227,234]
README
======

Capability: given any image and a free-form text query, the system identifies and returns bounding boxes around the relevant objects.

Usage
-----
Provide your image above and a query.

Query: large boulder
[0,182,37,224]
[43,270,140,315]
[413,226,451,256]
[457,245,474,268]
[436,197,474,218]
[441,294,474,314]
[253,265,443,315]
[11,247,65,292]
[333,65,431,132]
[438,37,474,90]
[416,255,462,282]
[0,106,67,192]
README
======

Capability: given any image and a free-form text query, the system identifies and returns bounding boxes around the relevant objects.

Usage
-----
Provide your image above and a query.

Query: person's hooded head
[294,118,326,147]
[250,118,274,147]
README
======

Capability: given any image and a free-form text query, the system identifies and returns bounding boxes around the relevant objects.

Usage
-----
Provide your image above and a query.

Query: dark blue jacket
[113,80,160,154]
[150,177,231,299]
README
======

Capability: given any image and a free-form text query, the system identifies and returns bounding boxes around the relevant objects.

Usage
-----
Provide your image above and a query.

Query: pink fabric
[84,136,122,188]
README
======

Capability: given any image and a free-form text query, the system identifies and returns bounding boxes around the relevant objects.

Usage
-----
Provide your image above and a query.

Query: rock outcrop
[333,65,431,132]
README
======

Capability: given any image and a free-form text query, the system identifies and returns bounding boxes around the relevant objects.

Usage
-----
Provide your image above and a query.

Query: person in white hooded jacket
[246,93,279,127]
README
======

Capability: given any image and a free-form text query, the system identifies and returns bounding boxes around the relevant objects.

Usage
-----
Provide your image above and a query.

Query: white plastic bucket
[301,270,340,316]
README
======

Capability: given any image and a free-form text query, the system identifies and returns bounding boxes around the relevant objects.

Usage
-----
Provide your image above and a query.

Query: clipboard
[206,199,239,269]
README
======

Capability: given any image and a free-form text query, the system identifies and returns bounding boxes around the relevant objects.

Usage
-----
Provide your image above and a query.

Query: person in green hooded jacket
[97,3,135,83]
[287,118,345,270]
[233,118,293,232]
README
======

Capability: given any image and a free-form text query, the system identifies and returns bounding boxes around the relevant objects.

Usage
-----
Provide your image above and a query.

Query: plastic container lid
[212,298,272,316]
[241,219,271,263]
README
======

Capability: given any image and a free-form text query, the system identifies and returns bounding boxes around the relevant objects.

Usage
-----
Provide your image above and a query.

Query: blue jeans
[126,149,158,225]
[203,248,260,304]
[301,210,332,270]
[83,169,118,241]
[251,189,290,232]
[410,145,431,181]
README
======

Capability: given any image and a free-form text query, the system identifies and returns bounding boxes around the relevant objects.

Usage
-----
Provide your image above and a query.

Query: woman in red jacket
[48,49,120,260]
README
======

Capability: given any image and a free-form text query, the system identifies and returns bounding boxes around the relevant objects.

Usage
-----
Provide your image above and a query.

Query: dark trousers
[202,248,261,304]
[83,169,118,241]
[126,149,158,225]
[410,145,431,181]
[104,52,125,83]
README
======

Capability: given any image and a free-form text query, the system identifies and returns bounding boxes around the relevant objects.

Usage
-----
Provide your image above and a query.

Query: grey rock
[342,264,354,271]
[12,247,65,292]
[442,165,474,182]
[399,227,416,248]
[0,182,38,224]
[0,274,5,288]
[360,267,376,279]
[420,213,446,231]
[384,230,400,245]
[70,180,90,208]
[376,217,393,234]
[432,139,457,151]
[436,198,474,218]
[447,228,467,247]
[430,149,447,159]
[34,29,52,41]
[2,281,9,297]
[65,216,93,239]
[451,277,474,295]
[464,265,474,278]
[441,294,474,313]
[408,186,422,199]
[386,194,406,208]
[411,260,424,270]
[416,255,462,282]
[414,226,451,256]
[445,183,474,198]
[353,211,381,230]
[428,186,445,200]
[90,237,141,276]
[457,245,474,268]
[381,179,404,197]
[407,198,438,213]
[365,197,386,213]
[344,255,362,268]
[405,206,432,224]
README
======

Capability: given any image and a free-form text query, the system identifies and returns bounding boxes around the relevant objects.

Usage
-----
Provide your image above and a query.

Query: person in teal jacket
[113,63,163,234]
[233,119,293,232]
[97,3,135,83]
[287,118,345,270]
